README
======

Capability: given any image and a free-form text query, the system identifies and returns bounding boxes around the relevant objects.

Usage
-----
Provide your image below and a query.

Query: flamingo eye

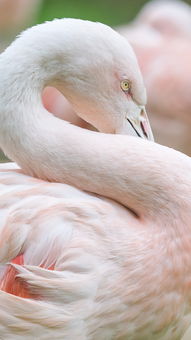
[120,79,131,92]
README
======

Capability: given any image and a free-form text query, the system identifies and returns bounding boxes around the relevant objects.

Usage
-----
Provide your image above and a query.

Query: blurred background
[34,0,191,26]
[1,0,191,162]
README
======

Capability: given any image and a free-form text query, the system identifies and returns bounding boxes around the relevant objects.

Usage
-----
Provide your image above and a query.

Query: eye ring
[120,79,131,92]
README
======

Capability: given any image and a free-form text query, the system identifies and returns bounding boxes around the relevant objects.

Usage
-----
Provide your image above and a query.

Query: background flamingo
[134,0,191,38]
[116,0,191,155]
[2,18,191,339]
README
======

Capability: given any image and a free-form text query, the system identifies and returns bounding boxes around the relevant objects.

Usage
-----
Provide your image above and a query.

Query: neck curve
[0,26,191,226]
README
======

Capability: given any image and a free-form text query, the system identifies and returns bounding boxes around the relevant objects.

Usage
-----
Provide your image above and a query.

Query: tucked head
[1,18,153,140]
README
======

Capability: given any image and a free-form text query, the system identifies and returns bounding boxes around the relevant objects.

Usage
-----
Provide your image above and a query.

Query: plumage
[0,18,190,339]
[1,139,191,339]
[0,0,42,162]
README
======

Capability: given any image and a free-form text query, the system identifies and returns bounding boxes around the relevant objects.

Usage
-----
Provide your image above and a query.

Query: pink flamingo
[138,39,191,156]
[1,133,191,339]
[43,1,191,156]
[135,0,191,38]
[116,0,191,155]
[0,18,191,340]
[117,0,191,41]
[0,18,175,339]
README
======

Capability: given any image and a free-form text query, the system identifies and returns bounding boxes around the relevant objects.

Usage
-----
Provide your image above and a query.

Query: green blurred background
[37,0,191,26]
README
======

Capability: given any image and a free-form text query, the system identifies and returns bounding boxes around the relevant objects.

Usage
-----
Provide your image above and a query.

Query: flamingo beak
[127,107,154,141]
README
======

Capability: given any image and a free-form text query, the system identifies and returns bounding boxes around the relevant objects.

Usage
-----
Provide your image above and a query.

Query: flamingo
[117,0,191,41]
[115,0,191,156]
[0,18,165,337]
[43,1,191,156]
[0,18,191,340]
[134,0,191,38]
[2,135,191,340]
[118,32,191,156]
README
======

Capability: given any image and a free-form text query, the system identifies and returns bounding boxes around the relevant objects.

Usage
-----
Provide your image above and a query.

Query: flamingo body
[1,154,191,340]
[0,18,190,339]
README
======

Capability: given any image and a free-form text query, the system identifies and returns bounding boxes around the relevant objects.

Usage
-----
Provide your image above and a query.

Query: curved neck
[0,45,191,225]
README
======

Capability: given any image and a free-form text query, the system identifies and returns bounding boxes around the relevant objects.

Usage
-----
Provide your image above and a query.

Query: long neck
[0,43,191,225]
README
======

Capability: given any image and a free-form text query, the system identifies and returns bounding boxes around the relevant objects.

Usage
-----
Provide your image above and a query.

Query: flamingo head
[58,19,154,140]
[4,18,154,140]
